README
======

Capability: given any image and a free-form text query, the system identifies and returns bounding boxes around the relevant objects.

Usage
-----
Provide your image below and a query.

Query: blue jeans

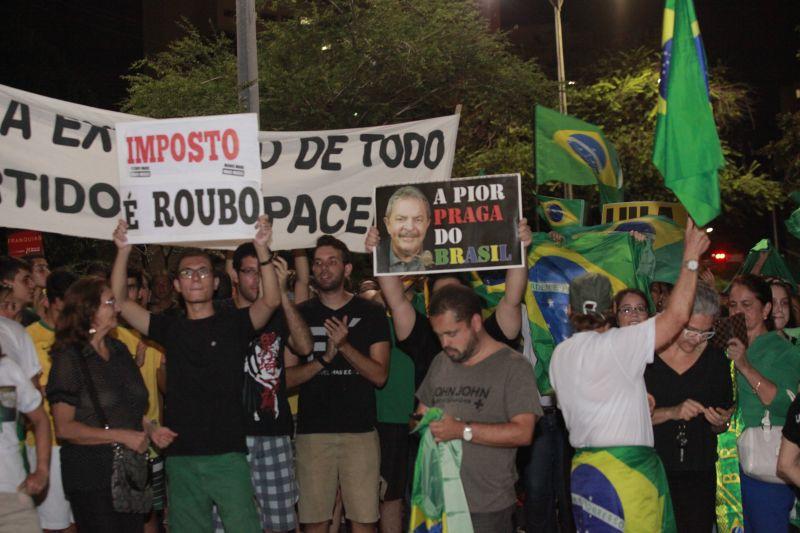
[740,469,795,532]
[522,408,574,533]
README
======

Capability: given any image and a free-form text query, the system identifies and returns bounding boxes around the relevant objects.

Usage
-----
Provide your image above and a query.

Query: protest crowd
[2,0,798,531]
[4,202,800,533]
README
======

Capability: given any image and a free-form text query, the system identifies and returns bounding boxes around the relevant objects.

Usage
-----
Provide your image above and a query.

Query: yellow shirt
[25,320,56,446]
[111,326,163,423]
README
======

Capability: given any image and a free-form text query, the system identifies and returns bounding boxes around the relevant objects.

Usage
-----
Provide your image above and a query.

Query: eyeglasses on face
[682,327,715,341]
[618,305,647,315]
[178,267,212,280]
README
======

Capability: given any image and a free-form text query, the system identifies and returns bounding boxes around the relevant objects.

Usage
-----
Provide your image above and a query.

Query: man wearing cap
[549,219,710,533]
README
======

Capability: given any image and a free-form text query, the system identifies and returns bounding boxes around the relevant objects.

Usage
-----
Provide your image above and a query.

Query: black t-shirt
[783,396,800,445]
[215,299,293,437]
[644,345,734,472]
[396,308,518,387]
[46,338,148,493]
[296,296,390,434]
[148,307,255,455]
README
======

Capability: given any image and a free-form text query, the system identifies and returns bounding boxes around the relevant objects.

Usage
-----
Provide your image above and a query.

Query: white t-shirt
[0,356,42,493]
[550,317,656,449]
[0,316,41,380]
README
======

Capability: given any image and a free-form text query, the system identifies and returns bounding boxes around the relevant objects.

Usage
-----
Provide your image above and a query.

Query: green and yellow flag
[653,0,724,227]
[535,105,623,205]
[525,232,652,394]
[537,195,586,232]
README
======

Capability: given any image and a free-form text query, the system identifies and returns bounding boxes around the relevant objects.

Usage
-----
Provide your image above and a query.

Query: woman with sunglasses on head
[725,273,800,531]
[46,277,177,531]
[641,282,733,532]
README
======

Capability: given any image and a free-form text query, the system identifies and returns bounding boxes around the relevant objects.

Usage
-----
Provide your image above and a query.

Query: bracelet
[752,380,762,394]
[259,252,274,266]
[317,355,333,368]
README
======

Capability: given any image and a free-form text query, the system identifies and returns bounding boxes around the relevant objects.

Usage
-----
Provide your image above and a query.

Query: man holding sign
[110,216,281,533]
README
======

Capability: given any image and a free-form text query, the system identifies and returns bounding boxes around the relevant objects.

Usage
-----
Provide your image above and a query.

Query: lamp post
[548,0,572,198]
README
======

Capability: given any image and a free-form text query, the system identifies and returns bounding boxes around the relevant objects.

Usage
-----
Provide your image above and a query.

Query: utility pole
[548,0,572,199]
[236,0,260,120]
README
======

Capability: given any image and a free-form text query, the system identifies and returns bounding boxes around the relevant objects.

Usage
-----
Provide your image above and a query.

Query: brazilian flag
[526,231,652,394]
[561,215,685,284]
[729,239,797,291]
[535,105,623,205]
[537,194,586,232]
[653,0,724,227]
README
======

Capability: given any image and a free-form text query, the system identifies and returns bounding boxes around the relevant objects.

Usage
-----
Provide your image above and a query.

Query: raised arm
[111,220,151,335]
[293,249,311,304]
[274,256,313,356]
[365,226,417,340]
[249,215,281,330]
[654,219,710,349]
[494,217,532,340]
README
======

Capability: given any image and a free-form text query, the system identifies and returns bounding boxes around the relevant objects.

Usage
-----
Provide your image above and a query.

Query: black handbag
[78,347,153,514]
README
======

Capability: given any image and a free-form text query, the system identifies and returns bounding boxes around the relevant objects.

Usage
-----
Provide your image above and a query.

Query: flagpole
[549,0,572,199]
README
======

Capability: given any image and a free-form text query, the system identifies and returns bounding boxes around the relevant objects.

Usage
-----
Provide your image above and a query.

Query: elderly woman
[645,283,733,532]
[725,274,800,531]
[46,277,176,532]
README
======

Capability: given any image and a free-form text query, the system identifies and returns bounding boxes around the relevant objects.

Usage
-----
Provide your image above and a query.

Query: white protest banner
[115,114,261,244]
[260,116,458,250]
[0,83,459,250]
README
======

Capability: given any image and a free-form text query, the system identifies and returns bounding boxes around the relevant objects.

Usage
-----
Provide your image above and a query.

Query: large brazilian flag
[526,231,652,394]
[535,105,624,206]
[561,215,685,284]
[653,0,724,227]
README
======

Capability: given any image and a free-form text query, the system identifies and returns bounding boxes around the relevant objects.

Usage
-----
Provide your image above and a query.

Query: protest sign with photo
[373,174,523,276]
[0,84,458,250]
[115,113,261,244]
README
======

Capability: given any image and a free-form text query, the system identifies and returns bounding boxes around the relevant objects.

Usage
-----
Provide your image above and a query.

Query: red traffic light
[711,251,727,262]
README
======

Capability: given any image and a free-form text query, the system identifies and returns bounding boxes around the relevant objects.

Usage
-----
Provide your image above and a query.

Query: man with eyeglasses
[111,217,281,533]
[208,242,312,533]
[285,235,390,533]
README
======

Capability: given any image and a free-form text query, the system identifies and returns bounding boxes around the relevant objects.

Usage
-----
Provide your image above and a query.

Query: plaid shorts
[213,435,298,532]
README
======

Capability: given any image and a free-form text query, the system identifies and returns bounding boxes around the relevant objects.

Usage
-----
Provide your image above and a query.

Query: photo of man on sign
[376,186,433,273]
[373,174,524,277]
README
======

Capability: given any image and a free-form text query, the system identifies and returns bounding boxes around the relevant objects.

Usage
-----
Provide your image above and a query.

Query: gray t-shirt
[416,346,543,513]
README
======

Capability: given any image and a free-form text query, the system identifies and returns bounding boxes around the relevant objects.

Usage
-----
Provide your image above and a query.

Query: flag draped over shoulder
[525,232,652,394]
[537,195,586,232]
[535,105,624,205]
[653,0,724,227]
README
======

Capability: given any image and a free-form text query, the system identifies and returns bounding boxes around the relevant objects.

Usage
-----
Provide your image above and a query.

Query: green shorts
[165,452,260,533]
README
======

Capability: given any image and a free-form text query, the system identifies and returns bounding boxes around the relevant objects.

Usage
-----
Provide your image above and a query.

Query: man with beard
[285,235,390,533]
[376,185,432,273]
[210,243,312,533]
[415,284,542,533]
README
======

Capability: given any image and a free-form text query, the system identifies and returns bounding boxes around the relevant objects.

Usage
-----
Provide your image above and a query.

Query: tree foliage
[123,0,553,208]
[568,47,784,220]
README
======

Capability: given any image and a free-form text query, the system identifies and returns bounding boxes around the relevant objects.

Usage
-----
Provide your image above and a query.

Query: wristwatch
[684,259,699,272]
[462,423,473,442]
